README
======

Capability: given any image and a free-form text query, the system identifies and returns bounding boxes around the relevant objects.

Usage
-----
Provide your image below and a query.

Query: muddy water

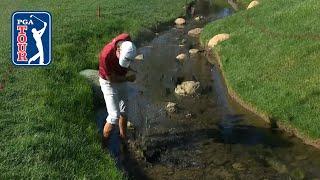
[98,0,320,179]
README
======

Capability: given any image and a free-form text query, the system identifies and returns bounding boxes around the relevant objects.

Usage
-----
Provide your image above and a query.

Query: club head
[30,15,33,18]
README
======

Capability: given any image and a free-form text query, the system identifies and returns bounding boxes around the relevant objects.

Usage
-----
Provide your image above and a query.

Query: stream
[97,0,320,179]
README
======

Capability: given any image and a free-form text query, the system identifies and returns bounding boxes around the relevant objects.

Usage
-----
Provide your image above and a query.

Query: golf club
[30,15,46,24]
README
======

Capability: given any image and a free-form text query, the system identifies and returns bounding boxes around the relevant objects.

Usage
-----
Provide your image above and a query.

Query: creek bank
[208,51,320,150]
[79,69,104,104]
[202,0,320,150]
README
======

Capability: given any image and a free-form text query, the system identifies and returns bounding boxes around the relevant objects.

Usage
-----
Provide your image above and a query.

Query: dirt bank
[211,51,320,149]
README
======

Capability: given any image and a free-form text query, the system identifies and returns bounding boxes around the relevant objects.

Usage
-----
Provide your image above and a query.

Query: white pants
[99,77,128,125]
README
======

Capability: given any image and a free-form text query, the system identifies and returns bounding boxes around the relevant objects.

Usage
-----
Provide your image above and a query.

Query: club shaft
[32,15,45,24]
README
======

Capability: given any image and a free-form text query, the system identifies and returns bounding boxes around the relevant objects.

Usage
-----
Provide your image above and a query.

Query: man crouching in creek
[98,33,137,155]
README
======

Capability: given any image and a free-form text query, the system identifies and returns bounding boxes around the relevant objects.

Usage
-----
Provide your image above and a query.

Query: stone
[175,81,201,96]
[135,54,144,61]
[127,121,134,129]
[176,53,187,61]
[188,28,203,37]
[185,113,192,119]
[166,102,177,113]
[189,48,199,54]
[79,69,104,103]
[266,157,288,174]
[232,162,246,171]
[247,0,259,9]
[207,33,230,49]
[175,18,186,25]
[194,16,204,21]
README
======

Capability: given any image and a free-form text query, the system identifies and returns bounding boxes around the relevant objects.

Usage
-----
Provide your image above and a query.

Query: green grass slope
[0,0,190,178]
[201,0,320,139]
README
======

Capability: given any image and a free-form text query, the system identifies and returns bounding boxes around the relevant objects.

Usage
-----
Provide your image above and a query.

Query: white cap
[119,41,137,68]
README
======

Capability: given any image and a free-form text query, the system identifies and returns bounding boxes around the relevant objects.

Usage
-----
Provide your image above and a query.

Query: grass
[0,0,191,178]
[201,0,320,139]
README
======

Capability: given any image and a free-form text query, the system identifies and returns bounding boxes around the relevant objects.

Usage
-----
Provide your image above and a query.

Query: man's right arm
[39,22,47,36]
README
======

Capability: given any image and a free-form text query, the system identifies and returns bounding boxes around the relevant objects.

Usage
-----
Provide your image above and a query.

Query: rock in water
[189,48,199,55]
[247,0,259,9]
[79,69,104,103]
[175,18,186,25]
[127,121,134,129]
[175,81,201,96]
[135,54,144,61]
[176,53,187,61]
[266,157,288,174]
[166,102,177,113]
[185,113,192,119]
[188,28,203,37]
[207,34,230,49]
[232,163,246,171]
[194,16,204,21]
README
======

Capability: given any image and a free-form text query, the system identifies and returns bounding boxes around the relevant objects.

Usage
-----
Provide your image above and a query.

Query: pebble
[176,53,187,61]
[135,54,144,61]
[232,162,246,171]
[127,121,134,129]
[189,48,199,54]
[188,28,203,37]
[194,16,204,21]
[185,113,192,119]
[166,102,177,113]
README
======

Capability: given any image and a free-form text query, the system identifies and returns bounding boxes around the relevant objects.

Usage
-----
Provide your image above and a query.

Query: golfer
[29,21,47,65]
[99,33,137,142]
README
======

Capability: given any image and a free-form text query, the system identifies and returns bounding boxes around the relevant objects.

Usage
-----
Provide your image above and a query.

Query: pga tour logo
[12,11,51,66]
